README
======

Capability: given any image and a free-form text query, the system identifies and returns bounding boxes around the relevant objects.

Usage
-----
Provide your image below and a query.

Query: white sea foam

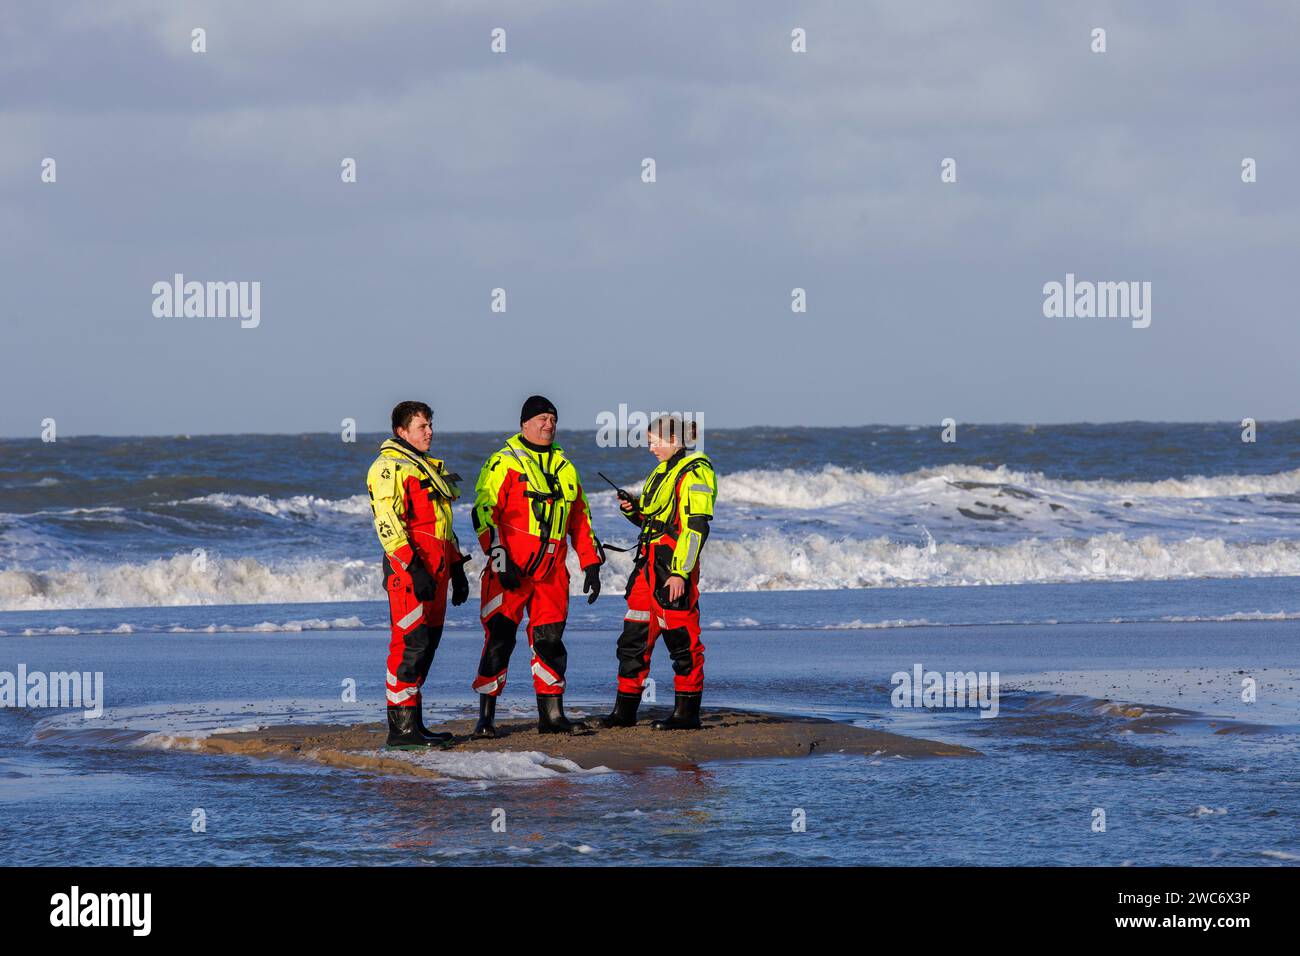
[1259,849,1300,861]
[1160,610,1300,623]
[0,554,377,611]
[379,748,611,781]
[822,618,938,629]
[7,533,1300,611]
[18,505,126,518]
[17,622,144,637]
[209,723,271,735]
[128,464,1300,526]
[34,698,377,743]
[9,463,1300,611]
[164,617,372,634]
[669,531,1300,591]
[178,492,372,518]
[719,464,1300,508]
[278,616,363,631]
[134,733,201,750]
[7,465,1300,613]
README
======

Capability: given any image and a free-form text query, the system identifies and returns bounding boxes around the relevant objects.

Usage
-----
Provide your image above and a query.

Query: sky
[1,0,1298,437]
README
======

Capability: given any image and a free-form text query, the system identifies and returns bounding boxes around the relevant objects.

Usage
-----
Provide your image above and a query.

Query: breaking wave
[0,555,379,611]
[721,464,1300,508]
[5,532,1300,610]
[178,492,372,518]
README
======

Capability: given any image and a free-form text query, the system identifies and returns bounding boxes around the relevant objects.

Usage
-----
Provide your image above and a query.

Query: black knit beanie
[520,395,558,425]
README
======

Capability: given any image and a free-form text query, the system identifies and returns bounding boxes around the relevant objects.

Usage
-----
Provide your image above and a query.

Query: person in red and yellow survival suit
[366,401,471,750]
[599,414,716,731]
[470,395,605,737]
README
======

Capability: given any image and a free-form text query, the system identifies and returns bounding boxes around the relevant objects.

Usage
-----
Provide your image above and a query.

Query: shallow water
[2,595,1296,866]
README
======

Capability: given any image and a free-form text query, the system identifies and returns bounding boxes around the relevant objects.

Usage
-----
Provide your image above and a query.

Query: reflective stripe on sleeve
[681,535,700,571]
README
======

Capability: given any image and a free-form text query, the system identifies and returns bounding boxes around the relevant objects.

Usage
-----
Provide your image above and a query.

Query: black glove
[582,564,602,604]
[490,546,523,591]
[408,558,437,602]
[450,558,470,607]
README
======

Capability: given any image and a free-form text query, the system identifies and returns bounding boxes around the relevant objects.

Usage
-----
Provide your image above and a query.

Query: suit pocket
[651,546,689,610]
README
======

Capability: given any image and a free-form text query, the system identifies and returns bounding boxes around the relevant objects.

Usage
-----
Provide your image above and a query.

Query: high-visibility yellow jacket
[472,434,602,578]
[623,449,716,577]
[366,438,465,576]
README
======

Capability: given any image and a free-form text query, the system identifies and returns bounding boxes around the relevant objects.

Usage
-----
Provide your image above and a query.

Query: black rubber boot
[414,704,453,744]
[472,694,497,739]
[598,692,641,728]
[386,705,439,749]
[537,694,590,735]
[651,692,702,731]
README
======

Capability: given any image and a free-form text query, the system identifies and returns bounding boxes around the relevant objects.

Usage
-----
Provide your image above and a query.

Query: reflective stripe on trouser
[615,563,704,695]
[384,555,448,707]
[472,557,571,696]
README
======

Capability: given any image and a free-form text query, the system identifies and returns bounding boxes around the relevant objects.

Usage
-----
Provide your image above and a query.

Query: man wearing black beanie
[519,394,557,425]
[468,396,605,735]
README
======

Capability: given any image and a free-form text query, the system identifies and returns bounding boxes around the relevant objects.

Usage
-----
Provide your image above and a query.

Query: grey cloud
[1,0,1298,436]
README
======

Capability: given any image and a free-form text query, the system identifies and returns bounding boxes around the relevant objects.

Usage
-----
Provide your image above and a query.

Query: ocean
[2,423,1298,865]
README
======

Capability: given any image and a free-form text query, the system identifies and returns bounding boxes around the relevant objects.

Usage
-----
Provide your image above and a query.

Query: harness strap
[383,443,457,500]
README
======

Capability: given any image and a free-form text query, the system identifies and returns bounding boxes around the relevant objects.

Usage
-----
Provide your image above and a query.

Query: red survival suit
[366,437,467,710]
[615,448,717,696]
[470,434,602,697]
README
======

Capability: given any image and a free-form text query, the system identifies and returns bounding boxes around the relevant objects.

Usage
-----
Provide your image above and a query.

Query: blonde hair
[649,414,698,448]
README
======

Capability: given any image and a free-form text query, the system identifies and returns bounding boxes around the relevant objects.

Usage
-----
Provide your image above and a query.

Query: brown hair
[649,414,698,448]
[391,401,432,434]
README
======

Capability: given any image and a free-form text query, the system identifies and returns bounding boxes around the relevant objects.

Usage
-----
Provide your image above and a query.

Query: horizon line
[1,416,1291,441]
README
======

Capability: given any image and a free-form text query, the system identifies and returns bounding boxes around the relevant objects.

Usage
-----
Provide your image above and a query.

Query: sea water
[2,425,1299,865]
[2,596,1298,866]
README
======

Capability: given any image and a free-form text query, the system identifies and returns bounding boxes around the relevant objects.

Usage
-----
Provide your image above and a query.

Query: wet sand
[189,708,979,777]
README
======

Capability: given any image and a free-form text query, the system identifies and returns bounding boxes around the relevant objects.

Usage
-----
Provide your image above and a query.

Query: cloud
[2,0,1298,433]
